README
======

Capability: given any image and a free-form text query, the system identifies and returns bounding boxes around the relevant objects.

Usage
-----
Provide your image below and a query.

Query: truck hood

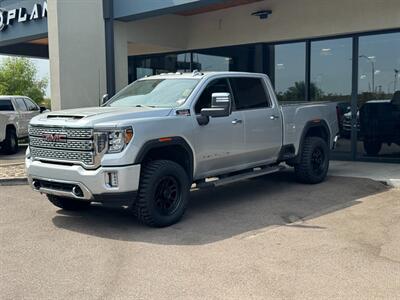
[30,106,174,128]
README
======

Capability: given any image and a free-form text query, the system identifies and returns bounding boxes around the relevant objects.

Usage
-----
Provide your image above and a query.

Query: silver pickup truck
[0,96,44,154]
[26,72,338,227]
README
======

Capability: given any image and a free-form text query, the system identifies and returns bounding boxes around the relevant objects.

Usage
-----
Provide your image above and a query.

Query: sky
[0,55,50,97]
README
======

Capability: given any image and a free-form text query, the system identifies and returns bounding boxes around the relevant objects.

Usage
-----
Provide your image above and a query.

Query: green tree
[0,57,48,104]
[277,81,324,102]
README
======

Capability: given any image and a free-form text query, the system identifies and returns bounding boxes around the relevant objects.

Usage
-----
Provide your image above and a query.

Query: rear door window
[15,98,28,111]
[0,99,14,111]
[24,98,39,111]
[229,77,270,110]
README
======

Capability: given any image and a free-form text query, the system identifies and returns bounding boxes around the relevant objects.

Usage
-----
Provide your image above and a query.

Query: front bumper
[26,158,141,202]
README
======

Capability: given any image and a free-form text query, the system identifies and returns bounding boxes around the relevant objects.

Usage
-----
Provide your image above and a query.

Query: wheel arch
[291,120,331,164]
[134,137,194,180]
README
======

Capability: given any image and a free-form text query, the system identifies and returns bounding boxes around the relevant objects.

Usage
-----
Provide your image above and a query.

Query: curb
[386,179,400,188]
[0,162,25,167]
[0,177,28,186]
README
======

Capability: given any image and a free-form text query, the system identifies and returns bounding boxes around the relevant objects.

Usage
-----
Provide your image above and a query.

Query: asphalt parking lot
[1,172,399,299]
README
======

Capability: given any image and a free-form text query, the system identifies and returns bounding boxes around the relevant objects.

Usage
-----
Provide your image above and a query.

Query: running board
[196,165,285,189]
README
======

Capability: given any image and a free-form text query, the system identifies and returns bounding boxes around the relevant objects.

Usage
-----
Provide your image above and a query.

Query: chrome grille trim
[29,136,94,151]
[30,147,95,165]
[29,126,93,139]
[29,125,97,168]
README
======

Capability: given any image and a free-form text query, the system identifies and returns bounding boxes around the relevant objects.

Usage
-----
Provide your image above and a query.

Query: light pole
[395,69,399,92]
[359,55,375,93]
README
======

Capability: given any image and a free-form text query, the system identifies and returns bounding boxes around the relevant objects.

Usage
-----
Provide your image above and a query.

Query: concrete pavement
[0,144,27,165]
[1,173,399,299]
[330,160,400,187]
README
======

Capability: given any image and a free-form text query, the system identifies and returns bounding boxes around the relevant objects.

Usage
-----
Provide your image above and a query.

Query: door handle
[270,115,280,120]
[232,119,243,125]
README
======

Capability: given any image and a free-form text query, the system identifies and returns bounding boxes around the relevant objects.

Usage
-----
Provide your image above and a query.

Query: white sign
[0,1,47,32]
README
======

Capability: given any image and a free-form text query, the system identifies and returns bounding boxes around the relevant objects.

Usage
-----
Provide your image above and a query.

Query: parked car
[360,91,400,155]
[26,72,339,227]
[0,96,46,154]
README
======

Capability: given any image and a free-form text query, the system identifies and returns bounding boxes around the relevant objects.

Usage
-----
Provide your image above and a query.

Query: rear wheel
[1,127,18,154]
[363,140,382,156]
[133,160,190,227]
[47,195,91,211]
[294,137,329,184]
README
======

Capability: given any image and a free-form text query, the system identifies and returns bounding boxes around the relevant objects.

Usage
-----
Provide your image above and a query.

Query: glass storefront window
[357,32,400,159]
[192,53,230,72]
[310,38,353,155]
[193,44,260,73]
[311,38,352,102]
[274,42,306,102]
[129,53,191,82]
[126,31,400,162]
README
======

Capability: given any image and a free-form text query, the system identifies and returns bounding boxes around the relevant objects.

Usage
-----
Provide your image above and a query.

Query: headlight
[94,127,134,154]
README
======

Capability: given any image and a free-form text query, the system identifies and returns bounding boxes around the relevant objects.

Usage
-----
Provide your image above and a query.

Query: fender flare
[294,119,331,162]
[134,136,194,177]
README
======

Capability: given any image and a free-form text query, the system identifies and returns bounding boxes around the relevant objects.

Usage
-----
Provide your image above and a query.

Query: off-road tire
[294,137,329,184]
[363,140,382,156]
[47,195,91,210]
[1,127,18,154]
[133,160,190,227]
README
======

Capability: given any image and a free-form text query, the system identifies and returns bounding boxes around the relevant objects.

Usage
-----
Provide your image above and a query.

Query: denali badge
[42,133,67,143]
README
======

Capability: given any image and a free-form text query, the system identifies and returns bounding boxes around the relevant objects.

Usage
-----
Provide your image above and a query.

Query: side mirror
[101,94,109,105]
[39,106,48,113]
[200,92,232,118]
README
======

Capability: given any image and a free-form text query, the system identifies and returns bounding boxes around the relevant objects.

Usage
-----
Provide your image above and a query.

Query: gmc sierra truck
[26,72,338,227]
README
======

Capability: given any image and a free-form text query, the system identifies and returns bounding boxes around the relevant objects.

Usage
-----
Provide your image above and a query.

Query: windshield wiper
[135,104,156,108]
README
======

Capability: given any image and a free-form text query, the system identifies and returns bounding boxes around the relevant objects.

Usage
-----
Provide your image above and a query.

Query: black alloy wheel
[154,176,182,216]
[133,160,190,227]
[295,136,329,184]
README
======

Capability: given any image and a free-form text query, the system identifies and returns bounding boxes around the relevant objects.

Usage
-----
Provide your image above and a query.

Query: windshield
[106,78,199,108]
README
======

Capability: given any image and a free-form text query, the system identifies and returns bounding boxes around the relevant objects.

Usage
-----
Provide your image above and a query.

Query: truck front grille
[29,136,93,151]
[28,126,93,139]
[29,126,95,167]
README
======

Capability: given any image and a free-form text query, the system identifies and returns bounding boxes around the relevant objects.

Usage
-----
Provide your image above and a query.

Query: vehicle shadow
[52,170,388,245]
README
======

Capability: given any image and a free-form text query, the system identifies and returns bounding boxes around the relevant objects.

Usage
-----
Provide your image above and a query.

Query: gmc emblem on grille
[42,133,67,143]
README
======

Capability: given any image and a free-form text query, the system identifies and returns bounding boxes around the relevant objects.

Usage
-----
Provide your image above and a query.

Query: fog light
[106,171,119,187]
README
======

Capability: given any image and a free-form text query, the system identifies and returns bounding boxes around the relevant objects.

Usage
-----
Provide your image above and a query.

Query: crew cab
[26,72,339,227]
[0,96,45,154]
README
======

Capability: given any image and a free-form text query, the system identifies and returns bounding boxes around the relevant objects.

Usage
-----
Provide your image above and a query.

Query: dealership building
[0,0,399,162]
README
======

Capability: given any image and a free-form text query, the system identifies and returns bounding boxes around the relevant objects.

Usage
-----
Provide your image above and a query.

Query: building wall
[123,0,400,54]
[186,0,400,49]
[0,0,47,47]
[48,0,107,110]
[116,0,400,91]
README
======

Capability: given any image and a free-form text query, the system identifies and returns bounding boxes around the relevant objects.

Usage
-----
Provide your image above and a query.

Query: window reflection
[274,42,306,102]
[129,53,191,82]
[358,32,400,159]
[193,44,259,72]
[310,38,352,102]
[192,53,230,71]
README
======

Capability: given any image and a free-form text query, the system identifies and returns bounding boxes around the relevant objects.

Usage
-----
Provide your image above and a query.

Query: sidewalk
[329,160,400,187]
[0,145,27,185]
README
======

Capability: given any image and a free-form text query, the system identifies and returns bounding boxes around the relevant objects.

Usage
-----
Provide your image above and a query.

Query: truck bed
[280,101,339,153]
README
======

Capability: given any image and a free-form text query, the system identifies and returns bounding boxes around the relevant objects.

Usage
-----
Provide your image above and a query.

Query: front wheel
[294,137,329,184]
[1,127,18,154]
[133,160,190,227]
[47,195,91,211]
